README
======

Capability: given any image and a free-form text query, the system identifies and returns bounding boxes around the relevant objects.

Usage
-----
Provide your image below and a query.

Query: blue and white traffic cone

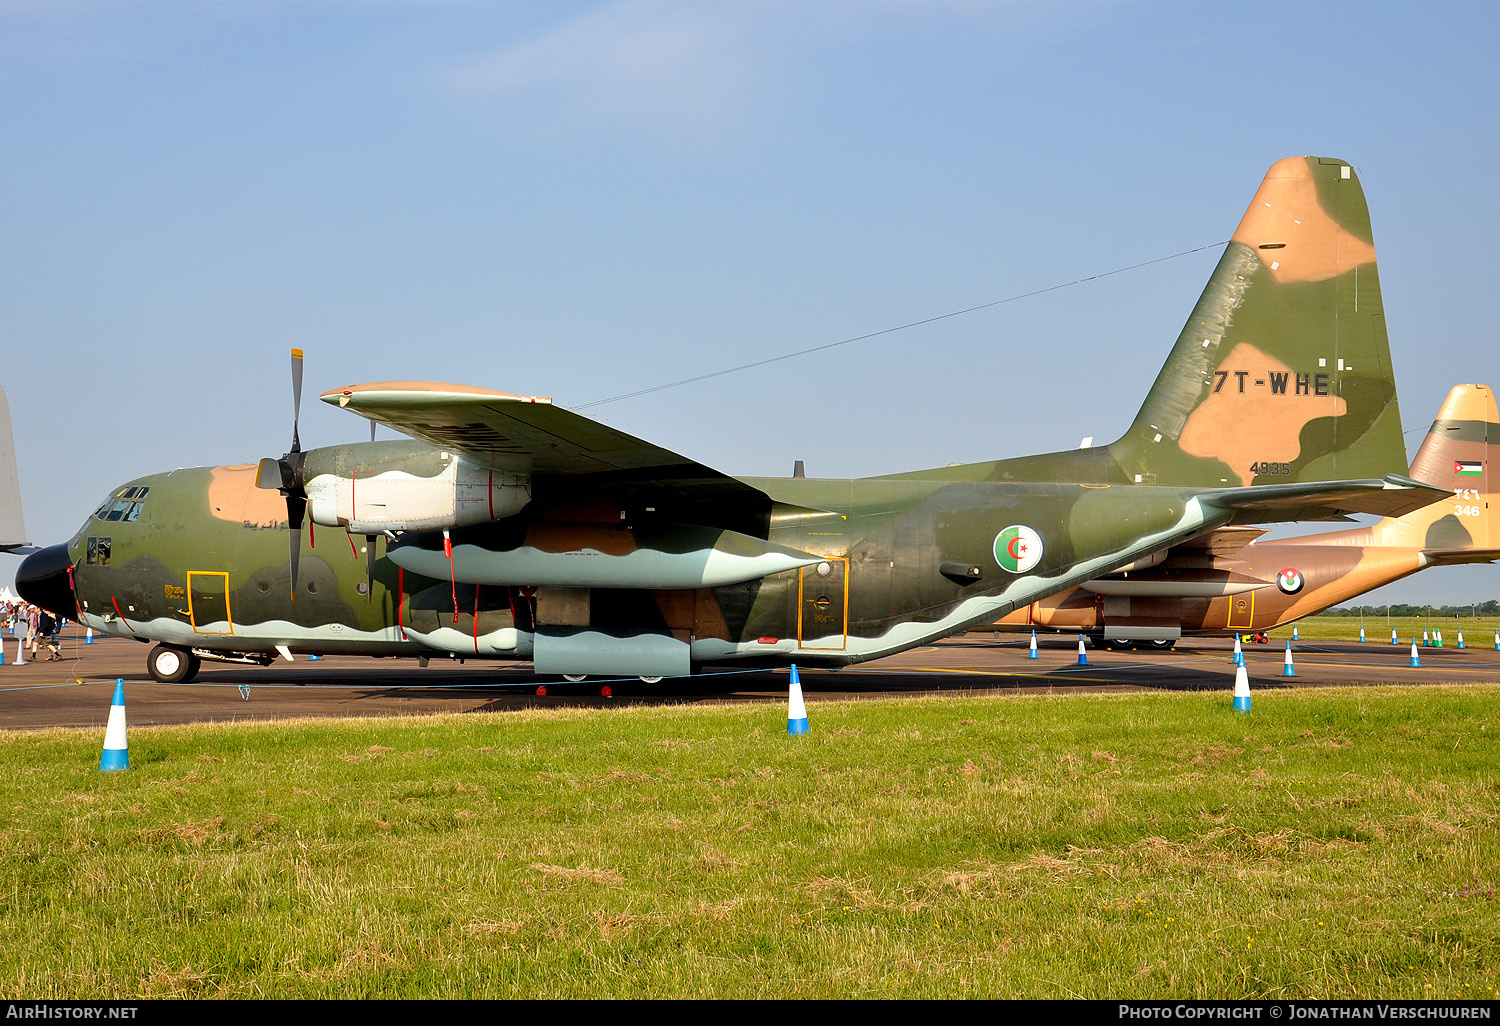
[1076,634,1088,666]
[1282,641,1296,677]
[99,679,129,772]
[1422,628,1430,647]
[1232,663,1251,713]
[1494,629,1499,651]
[1359,624,1366,643]
[1028,630,1039,659]
[1457,630,1466,650]
[787,665,809,736]
[85,628,94,645]
[1292,625,1299,642]
[1410,639,1421,667]
[1233,635,1244,667]
[1391,628,1399,645]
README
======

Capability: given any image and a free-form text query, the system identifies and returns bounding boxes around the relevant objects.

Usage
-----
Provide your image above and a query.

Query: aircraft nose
[16,543,75,617]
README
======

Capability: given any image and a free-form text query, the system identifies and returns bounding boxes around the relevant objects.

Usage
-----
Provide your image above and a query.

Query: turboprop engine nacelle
[302,442,531,534]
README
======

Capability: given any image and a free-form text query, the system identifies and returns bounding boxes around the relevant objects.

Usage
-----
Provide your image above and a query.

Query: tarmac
[0,626,1495,730]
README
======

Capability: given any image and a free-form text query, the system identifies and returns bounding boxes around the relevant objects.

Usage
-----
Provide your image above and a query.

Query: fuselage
[52,458,1219,672]
[997,529,1433,638]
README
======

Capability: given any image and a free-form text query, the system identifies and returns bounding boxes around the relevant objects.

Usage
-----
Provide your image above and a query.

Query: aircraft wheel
[638,675,663,684]
[562,673,588,682]
[147,644,200,684]
[1148,639,1175,650]
[1107,639,1131,650]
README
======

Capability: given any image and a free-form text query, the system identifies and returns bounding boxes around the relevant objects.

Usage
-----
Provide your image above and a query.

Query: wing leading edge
[321,381,772,508]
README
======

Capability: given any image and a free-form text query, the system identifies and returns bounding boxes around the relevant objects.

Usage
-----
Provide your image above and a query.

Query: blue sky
[2,0,1496,606]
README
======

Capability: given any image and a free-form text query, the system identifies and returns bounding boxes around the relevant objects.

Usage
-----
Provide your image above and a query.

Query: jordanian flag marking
[1455,461,1483,476]
[994,525,1043,574]
[1276,567,1304,594]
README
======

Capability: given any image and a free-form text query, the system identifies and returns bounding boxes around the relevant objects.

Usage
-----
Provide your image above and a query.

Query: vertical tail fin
[1107,157,1406,488]
[0,386,28,551]
[1375,384,1498,558]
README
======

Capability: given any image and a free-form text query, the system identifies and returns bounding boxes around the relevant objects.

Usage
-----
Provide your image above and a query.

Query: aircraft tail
[1373,384,1499,562]
[0,386,28,552]
[1106,156,1407,490]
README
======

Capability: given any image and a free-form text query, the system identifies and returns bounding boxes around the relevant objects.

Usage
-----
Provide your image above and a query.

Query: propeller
[256,348,309,598]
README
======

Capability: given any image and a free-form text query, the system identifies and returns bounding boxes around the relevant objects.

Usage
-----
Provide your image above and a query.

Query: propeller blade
[288,493,306,599]
[290,348,305,454]
[255,457,284,490]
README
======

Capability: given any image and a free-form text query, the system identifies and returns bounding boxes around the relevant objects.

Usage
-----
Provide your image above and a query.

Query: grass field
[1263,615,1500,644]
[1,685,1497,999]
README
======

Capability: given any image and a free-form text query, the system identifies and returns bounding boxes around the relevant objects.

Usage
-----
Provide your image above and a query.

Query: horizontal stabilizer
[1203,474,1449,524]
[1421,548,1500,567]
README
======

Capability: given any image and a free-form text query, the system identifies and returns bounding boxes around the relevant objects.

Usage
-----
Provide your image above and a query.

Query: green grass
[1,687,1497,998]
[1272,615,1500,643]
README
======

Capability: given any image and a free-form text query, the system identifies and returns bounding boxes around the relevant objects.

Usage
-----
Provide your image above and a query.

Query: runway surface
[1,627,1496,730]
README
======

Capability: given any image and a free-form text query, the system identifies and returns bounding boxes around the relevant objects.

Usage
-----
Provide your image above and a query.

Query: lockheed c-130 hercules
[17,156,1448,684]
[977,383,1500,649]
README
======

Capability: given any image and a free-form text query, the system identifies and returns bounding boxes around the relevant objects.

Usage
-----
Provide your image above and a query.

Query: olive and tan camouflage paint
[20,157,1447,681]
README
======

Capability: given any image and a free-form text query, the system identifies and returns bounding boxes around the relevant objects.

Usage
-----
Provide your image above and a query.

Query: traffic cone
[787,664,809,736]
[1391,628,1399,645]
[1027,631,1039,659]
[1359,624,1366,643]
[1233,635,1244,667]
[1232,663,1251,713]
[1435,629,1444,648]
[13,635,24,666]
[1457,630,1466,650]
[1076,634,1088,666]
[85,628,94,645]
[1293,625,1299,641]
[1410,639,1421,667]
[1494,629,1499,651]
[1423,628,1430,647]
[1282,641,1296,677]
[99,679,129,772]
[308,654,322,661]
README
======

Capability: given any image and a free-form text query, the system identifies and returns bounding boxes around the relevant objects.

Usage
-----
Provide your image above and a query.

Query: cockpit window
[94,487,150,522]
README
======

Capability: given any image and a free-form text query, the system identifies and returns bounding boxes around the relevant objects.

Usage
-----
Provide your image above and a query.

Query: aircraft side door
[797,557,848,651]
[188,571,234,635]
[1226,589,1255,630]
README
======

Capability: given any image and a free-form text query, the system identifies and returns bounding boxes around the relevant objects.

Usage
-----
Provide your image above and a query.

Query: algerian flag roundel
[994,525,1043,574]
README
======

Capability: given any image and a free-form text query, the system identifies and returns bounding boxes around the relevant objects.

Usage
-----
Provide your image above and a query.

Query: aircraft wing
[1202,475,1450,524]
[1169,526,1268,556]
[322,381,770,504]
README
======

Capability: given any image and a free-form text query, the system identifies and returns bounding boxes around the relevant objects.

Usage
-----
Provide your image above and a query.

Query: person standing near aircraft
[23,604,39,661]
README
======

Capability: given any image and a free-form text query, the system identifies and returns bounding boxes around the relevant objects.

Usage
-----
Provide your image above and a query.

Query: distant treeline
[1325,601,1500,617]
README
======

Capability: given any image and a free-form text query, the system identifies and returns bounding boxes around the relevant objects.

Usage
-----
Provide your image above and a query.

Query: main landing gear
[147,644,201,683]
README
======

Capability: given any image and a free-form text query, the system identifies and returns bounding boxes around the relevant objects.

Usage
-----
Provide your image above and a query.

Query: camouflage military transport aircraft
[982,383,1499,648]
[17,156,1447,684]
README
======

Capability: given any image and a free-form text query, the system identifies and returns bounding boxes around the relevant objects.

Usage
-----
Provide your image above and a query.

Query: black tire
[147,644,200,684]
[1149,639,1176,650]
